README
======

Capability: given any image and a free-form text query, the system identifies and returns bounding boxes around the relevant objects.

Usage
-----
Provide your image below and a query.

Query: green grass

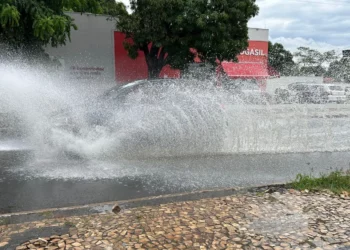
[0,217,11,226]
[64,221,76,228]
[289,170,350,195]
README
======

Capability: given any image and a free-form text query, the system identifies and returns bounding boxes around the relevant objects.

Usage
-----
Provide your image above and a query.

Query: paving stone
[0,189,348,249]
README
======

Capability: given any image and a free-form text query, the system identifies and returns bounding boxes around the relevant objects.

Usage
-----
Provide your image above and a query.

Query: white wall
[248,28,269,42]
[45,12,117,96]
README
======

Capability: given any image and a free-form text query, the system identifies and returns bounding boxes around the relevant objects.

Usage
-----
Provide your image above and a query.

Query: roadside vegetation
[289,170,350,195]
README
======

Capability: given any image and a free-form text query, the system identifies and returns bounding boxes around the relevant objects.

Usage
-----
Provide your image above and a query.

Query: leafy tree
[0,0,76,63]
[117,0,259,79]
[299,65,326,77]
[294,47,338,76]
[268,41,295,76]
[63,0,126,16]
[327,57,350,82]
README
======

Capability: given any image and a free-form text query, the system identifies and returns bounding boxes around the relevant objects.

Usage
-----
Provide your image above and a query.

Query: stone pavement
[0,189,349,250]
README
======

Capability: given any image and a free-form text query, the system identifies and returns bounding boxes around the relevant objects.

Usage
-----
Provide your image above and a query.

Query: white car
[279,83,346,104]
[323,84,346,103]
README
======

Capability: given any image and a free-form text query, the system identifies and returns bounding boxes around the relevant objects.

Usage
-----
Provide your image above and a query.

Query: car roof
[101,79,198,98]
[104,79,167,91]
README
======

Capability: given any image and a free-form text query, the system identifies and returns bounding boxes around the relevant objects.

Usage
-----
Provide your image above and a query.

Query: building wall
[248,28,269,42]
[45,12,117,96]
[114,32,180,84]
[46,12,269,88]
[239,29,268,64]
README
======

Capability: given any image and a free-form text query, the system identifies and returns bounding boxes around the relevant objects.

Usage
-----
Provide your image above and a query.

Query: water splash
[1,63,350,165]
[47,80,228,159]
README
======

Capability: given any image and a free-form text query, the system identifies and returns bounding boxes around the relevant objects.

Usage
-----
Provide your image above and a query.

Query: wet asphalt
[1,149,350,214]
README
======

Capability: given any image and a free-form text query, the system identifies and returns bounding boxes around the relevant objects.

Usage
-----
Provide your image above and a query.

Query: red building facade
[114,28,270,87]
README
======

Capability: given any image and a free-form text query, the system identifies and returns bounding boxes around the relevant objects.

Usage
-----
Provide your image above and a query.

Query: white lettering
[240,49,265,56]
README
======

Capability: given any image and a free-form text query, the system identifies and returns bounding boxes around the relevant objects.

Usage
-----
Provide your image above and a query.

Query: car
[222,79,271,104]
[281,82,345,104]
[274,87,291,104]
[286,82,315,103]
[45,79,228,158]
[321,84,346,103]
[48,79,176,133]
[345,86,350,101]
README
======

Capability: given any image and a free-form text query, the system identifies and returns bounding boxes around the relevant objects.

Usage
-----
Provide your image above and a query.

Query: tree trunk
[143,44,166,79]
[146,57,164,79]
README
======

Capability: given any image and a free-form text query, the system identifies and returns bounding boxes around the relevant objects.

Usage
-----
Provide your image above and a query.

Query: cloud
[270,37,345,53]
[248,0,350,51]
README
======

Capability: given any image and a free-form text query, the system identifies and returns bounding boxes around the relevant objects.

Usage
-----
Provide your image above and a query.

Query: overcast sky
[117,0,350,53]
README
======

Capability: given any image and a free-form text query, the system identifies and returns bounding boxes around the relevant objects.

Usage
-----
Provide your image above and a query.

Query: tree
[299,65,326,77]
[63,0,125,16]
[268,41,295,76]
[117,0,259,79]
[293,47,338,76]
[0,0,76,63]
[327,57,350,82]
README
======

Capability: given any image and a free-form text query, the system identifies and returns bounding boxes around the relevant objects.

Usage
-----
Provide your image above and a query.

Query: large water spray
[1,63,350,165]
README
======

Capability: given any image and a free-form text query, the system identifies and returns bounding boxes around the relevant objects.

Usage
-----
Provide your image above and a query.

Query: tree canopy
[294,46,338,76]
[327,57,350,82]
[0,0,76,63]
[117,0,259,79]
[62,0,126,16]
[268,41,295,76]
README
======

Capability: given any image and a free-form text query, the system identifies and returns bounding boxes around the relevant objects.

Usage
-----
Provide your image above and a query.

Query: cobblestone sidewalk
[1,189,349,250]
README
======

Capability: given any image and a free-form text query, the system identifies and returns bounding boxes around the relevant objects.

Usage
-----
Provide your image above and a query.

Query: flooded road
[1,151,350,213]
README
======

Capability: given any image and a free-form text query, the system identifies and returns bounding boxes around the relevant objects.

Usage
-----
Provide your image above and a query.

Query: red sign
[237,41,268,64]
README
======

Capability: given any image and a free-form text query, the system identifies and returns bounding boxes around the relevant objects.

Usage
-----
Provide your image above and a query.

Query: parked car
[323,84,346,103]
[287,82,316,103]
[279,82,345,104]
[222,79,271,105]
[344,86,350,101]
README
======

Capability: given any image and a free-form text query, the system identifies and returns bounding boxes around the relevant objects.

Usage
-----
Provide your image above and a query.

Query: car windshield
[288,83,302,90]
[288,83,309,91]
[310,85,324,91]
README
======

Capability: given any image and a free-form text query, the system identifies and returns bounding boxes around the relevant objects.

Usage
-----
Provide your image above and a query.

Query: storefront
[46,13,272,91]
[114,28,270,87]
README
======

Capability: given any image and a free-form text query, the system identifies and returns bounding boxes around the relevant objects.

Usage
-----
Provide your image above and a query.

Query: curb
[0,183,286,225]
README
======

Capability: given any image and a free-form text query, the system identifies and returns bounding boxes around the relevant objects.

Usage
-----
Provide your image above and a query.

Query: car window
[288,83,303,91]
[295,85,307,91]
[113,80,177,104]
[329,86,343,91]
[101,81,146,104]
